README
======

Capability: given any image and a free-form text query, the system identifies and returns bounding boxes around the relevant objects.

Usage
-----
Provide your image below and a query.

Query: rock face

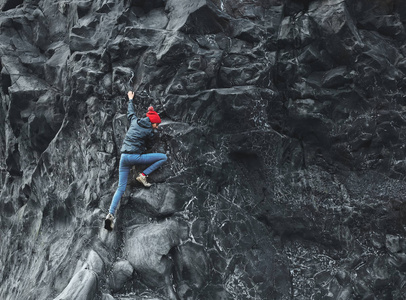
[1,0,406,299]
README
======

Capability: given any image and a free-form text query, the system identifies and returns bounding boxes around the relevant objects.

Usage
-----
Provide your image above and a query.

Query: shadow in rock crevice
[129,0,166,13]
[1,0,23,12]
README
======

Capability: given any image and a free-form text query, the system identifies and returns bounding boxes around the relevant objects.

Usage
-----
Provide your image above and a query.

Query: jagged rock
[173,242,209,289]
[54,267,98,300]
[44,42,70,88]
[2,0,406,299]
[172,241,212,299]
[166,0,230,34]
[101,293,115,300]
[123,219,189,299]
[129,183,191,216]
[86,250,105,275]
[108,260,134,293]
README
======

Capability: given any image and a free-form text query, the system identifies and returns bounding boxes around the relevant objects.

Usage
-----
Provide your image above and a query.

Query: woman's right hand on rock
[128,91,134,100]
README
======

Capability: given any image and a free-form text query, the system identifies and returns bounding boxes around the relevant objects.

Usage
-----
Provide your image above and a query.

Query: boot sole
[104,219,113,231]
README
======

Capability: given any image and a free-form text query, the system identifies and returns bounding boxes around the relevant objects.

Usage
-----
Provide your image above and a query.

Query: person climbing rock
[104,91,167,231]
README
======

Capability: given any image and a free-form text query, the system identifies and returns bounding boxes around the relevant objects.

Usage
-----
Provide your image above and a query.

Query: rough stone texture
[108,260,134,293]
[54,267,98,300]
[1,0,406,299]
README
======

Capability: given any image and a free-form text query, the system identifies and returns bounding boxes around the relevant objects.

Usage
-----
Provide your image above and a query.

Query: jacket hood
[138,117,152,128]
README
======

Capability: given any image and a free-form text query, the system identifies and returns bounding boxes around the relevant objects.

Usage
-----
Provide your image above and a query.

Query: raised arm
[127,91,137,121]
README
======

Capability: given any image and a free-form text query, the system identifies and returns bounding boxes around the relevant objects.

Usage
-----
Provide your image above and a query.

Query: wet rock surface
[1,0,406,299]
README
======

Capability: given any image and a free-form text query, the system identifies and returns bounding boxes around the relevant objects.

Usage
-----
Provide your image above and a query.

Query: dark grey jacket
[120,99,154,154]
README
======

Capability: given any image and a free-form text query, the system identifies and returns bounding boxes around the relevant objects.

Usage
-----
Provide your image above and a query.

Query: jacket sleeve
[127,99,137,122]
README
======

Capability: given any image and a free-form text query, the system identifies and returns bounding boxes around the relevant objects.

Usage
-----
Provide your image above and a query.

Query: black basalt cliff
[1,0,406,299]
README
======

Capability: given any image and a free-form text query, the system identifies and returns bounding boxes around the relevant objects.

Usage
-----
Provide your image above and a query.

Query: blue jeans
[108,153,167,215]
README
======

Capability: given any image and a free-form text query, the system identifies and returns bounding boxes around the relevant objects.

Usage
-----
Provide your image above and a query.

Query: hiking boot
[136,173,151,187]
[104,213,115,231]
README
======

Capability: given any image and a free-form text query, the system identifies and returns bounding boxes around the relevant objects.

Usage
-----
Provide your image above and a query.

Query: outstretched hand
[128,91,135,100]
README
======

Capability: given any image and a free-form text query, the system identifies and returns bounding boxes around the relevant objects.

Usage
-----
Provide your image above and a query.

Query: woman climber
[105,91,167,230]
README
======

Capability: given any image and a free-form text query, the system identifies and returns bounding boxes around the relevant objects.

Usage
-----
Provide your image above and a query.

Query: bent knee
[161,154,168,162]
